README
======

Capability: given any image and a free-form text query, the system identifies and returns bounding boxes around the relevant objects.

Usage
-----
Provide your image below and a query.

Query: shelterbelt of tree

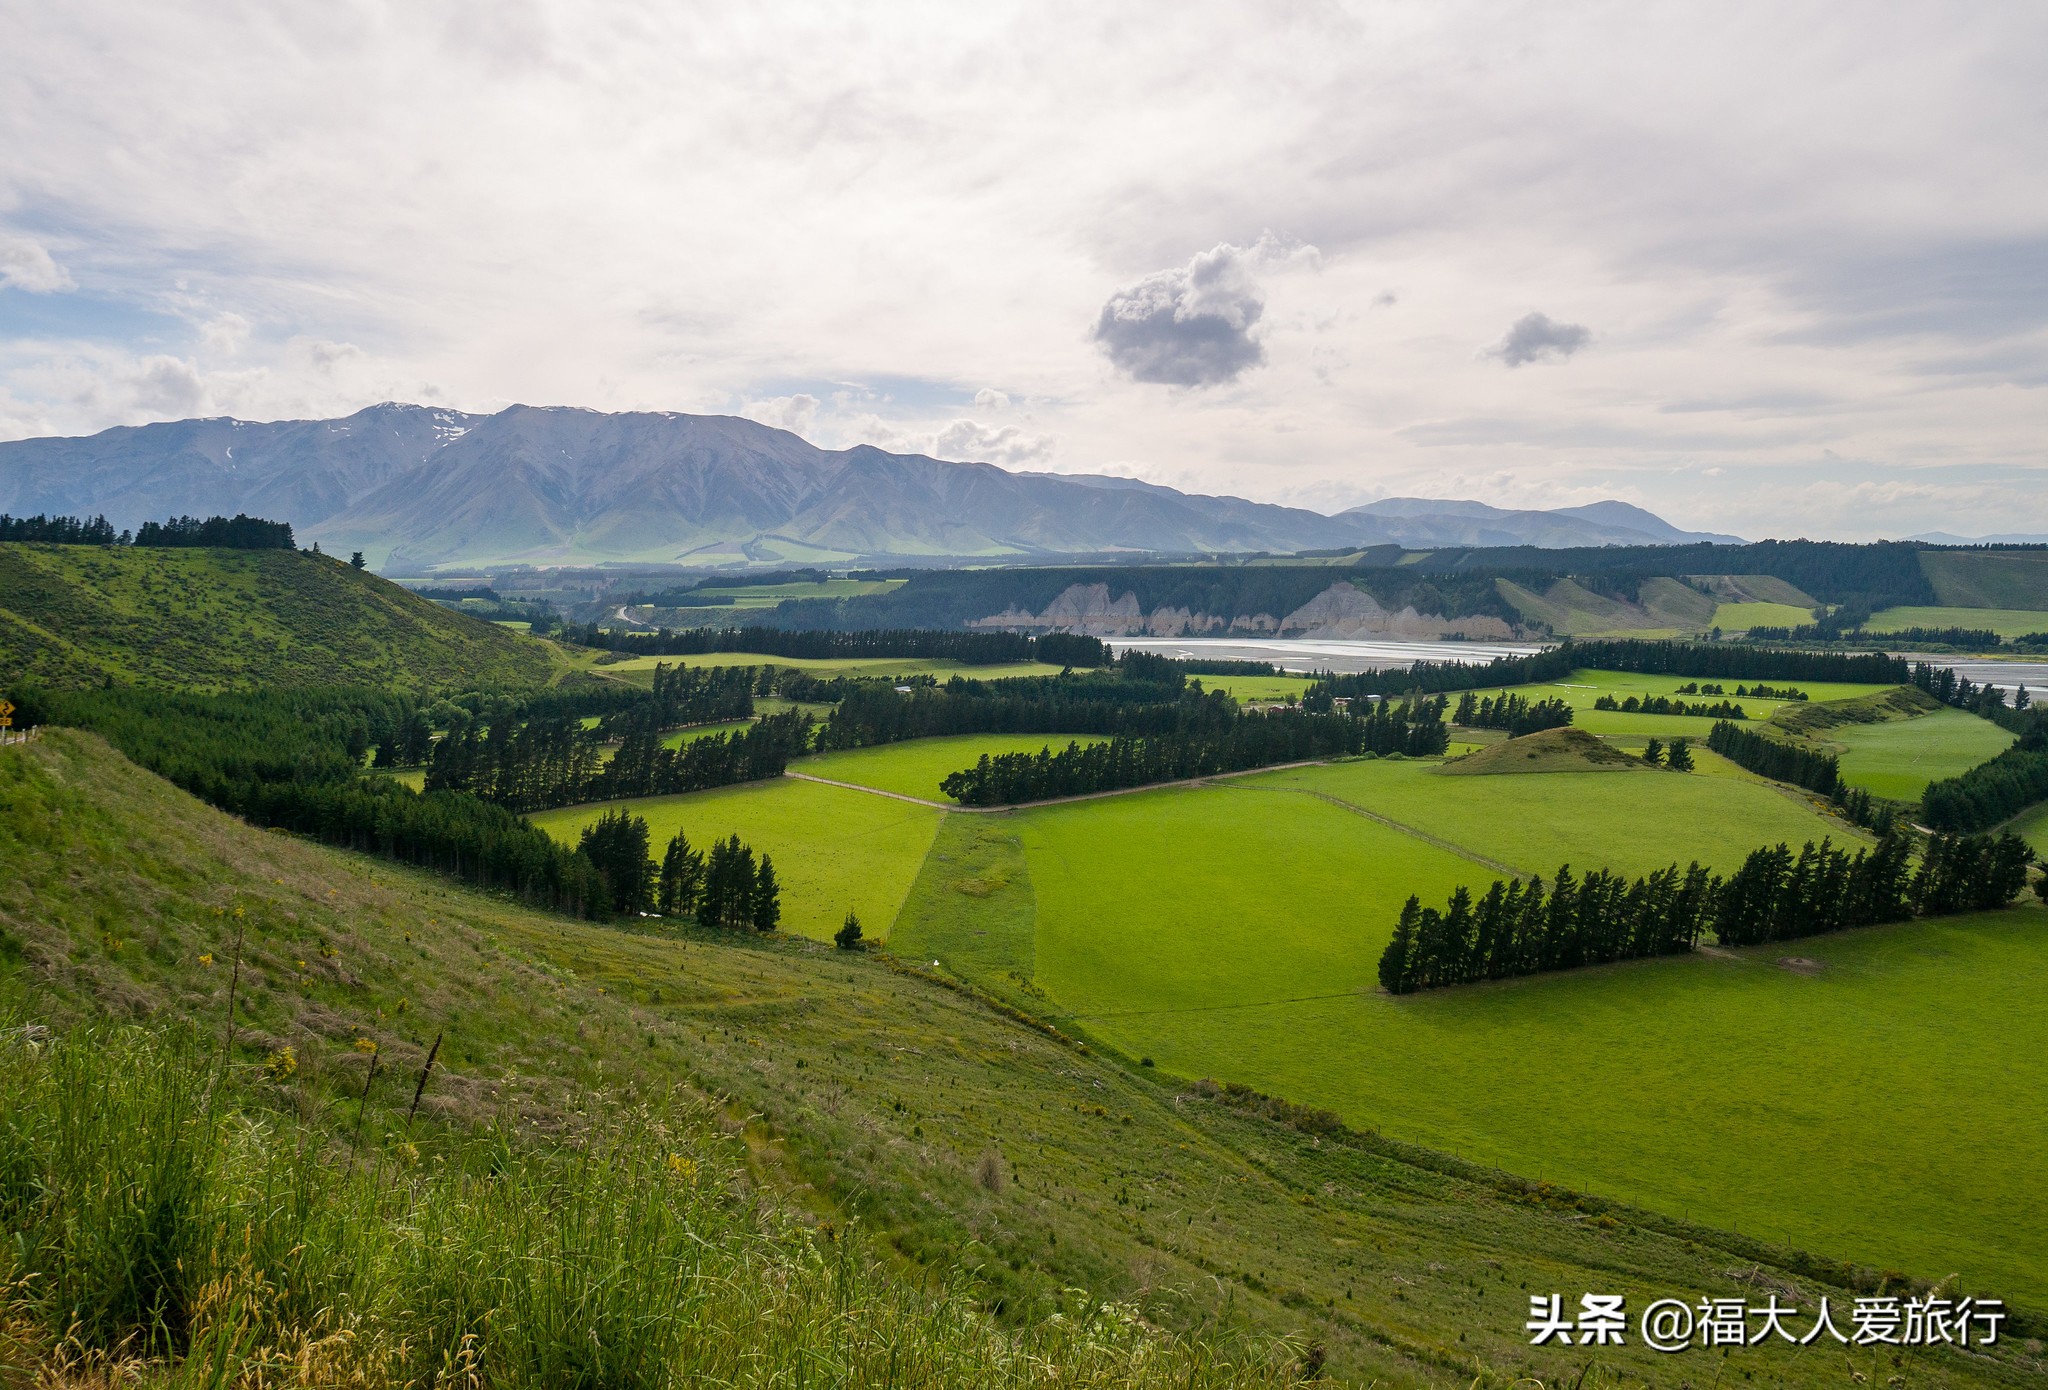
[0,541,566,691]
[1379,830,2035,993]
[1304,638,1909,703]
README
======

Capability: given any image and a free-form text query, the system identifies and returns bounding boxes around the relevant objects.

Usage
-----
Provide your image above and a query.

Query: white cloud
[972,387,1010,410]
[932,418,1054,467]
[740,392,821,436]
[0,233,74,293]
[200,312,252,356]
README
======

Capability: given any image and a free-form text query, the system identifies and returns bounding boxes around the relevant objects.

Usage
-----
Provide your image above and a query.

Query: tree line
[1705,720,1840,794]
[13,684,612,916]
[576,810,780,928]
[1592,694,1748,719]
[0,513,121,544]
[1306,639,1908,708]
[0,511,296,550]
[593,662,756,739]
[1450,691,1574,735]
[938,699,1448,806]
[565,622,1108,667]
[1561,639,1908,684]
[1922,738,2048,833]
[1675,682,1805,700]
[424,710,812,812]
[1380,829,2033,993]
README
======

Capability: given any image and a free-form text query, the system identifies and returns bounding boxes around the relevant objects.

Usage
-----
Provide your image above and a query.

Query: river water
[1107,636,2048,692]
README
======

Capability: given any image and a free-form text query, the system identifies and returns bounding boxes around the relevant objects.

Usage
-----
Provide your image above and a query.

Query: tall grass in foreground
[0,1025,1296,1388]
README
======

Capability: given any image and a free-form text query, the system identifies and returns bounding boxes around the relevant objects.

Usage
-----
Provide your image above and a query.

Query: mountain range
[0,403,1742,568]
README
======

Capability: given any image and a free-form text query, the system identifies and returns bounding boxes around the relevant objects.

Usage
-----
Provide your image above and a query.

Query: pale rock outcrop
[970,579,1518,639]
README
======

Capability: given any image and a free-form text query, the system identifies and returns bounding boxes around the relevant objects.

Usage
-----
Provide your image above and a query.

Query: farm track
[1214,780,1527,878]
[783,759,1328,812]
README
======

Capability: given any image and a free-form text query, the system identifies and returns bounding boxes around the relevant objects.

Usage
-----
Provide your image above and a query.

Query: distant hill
[0,543,562,691]
[0,403,1736,568]
[1341,496,1743,547]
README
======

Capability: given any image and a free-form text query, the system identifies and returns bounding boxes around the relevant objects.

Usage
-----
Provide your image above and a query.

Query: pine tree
[836,910,865,950]
[658,831,703,916]
[751,855,781,932]
[1378,897,1420,994]
[1642,738,1664,767]
[1666,737,1693,772]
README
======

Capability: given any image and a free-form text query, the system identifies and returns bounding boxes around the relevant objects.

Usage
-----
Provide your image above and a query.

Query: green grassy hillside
[1866,605,2048,639]
[8,730,2038,1385]
[0,543,565,691]
[1921,548,2048,609]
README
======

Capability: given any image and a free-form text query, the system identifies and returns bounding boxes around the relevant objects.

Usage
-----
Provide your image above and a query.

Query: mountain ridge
[0,403,1742,568]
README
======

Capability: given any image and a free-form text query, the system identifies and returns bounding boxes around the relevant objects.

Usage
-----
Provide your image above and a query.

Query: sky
[1,1,2044,541]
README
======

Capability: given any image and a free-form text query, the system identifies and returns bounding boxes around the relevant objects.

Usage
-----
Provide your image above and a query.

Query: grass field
[1081,905,2048,1307]
[1864,605,2048,639]
[686,578,904,604]
[1709,600,1819,631]
[2010,801,2048,856]
[1198,674,1317,702]
[1482,667,1899,738]
[1920,548,2048,609]
[982,758,2048,1303]
[797,733,1109,800]
[1826,708,2015,799]
[17,731,2023,1385]
[529,776,941,941]
[661,718,754,749]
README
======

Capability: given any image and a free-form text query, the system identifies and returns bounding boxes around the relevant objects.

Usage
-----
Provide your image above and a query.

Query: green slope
[0,542,564,691]
[8,730,2037,1385]
[1921,549,2048,609]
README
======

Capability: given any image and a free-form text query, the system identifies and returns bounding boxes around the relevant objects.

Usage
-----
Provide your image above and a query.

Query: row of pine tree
[1380,830,2035,993]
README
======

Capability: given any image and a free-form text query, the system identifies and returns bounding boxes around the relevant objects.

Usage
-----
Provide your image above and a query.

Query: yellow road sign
[0,700,13,717]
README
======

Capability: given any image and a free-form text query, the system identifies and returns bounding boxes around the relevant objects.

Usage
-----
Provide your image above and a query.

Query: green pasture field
[662,719,754,750]
[981,758,2047,1302]
[1920,547,2048,609]
[2010,801,2048,856]
[796,733,1109,801]
[1826,707,2014,799]
[592,652,1065,682]
[1196,674,1316,702]
[1709,600,1819,631]
[529,777,941,941]
[686,578,903,604]
[1864,605,2048,639]
[1481,667,1899,738]
[1078,903,2048,1306]
[1251,755,1865,877]
[371,767,425,791]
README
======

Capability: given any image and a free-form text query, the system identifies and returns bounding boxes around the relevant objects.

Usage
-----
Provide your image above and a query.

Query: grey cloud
[1092,242,1268,386]
[1485,311,1591,367]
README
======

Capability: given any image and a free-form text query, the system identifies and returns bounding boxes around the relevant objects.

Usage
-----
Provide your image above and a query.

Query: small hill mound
[0,543,563,692]
[1438,725,1644,775]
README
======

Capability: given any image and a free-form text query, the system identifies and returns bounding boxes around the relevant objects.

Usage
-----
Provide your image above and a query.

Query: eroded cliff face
[968,581,1519,640]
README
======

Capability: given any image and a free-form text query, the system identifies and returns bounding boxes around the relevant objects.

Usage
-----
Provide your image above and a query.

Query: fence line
[0,727,40,747]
